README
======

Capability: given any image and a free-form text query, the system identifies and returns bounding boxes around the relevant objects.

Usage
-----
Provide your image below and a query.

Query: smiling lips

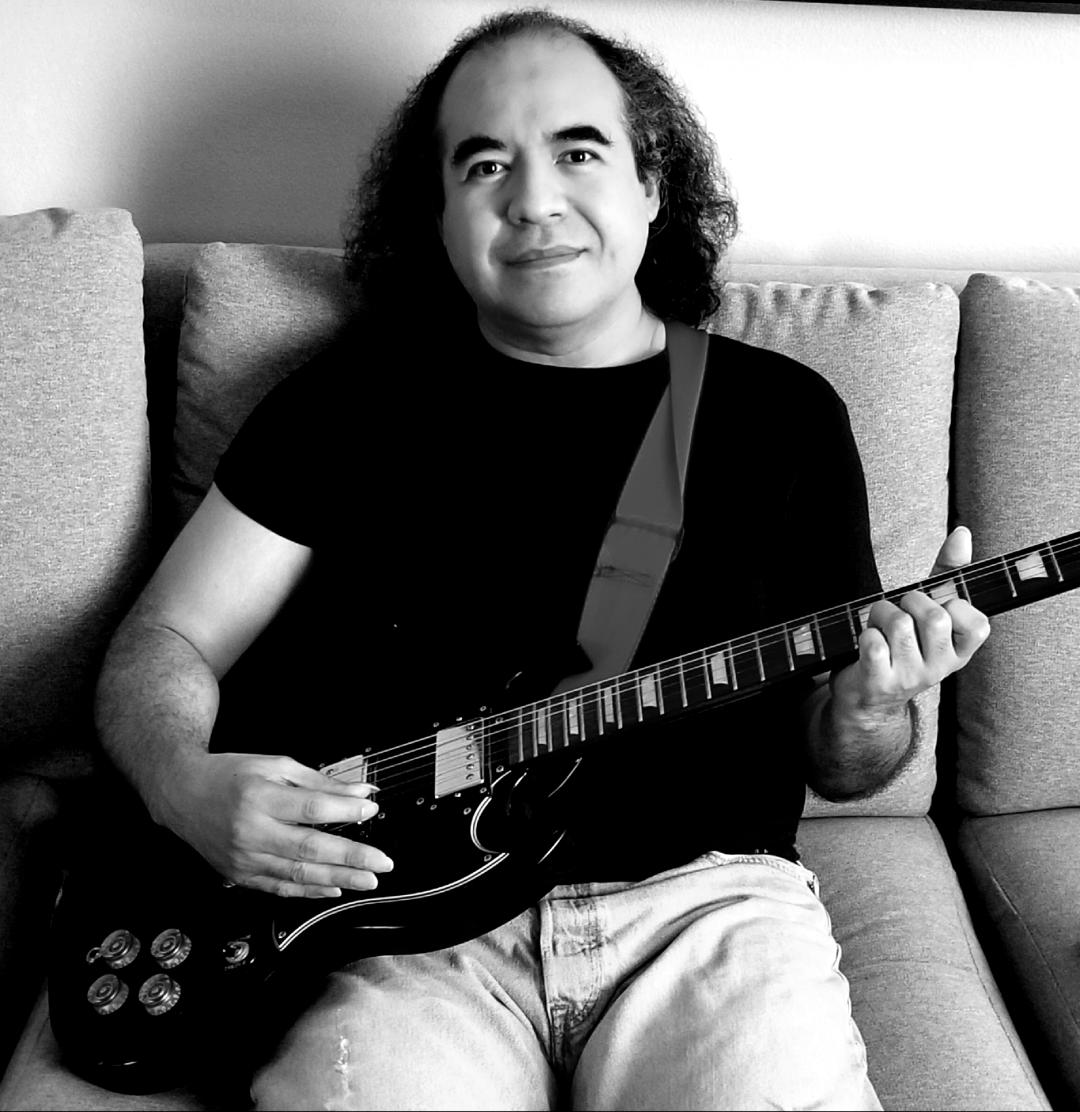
[505,246,585,268]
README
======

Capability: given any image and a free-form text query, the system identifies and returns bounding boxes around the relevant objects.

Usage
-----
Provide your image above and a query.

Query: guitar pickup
[434,722,485,798]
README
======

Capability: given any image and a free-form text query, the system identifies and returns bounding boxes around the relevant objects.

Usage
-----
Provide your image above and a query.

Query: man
[95,9,989,1109]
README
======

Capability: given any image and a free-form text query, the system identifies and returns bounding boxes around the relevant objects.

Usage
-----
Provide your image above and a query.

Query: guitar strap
[554,320,710,693]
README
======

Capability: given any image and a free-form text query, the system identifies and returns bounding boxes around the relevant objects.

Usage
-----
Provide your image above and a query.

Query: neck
[478,301,666,367]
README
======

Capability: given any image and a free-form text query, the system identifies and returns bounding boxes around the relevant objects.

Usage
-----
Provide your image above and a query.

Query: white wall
[4,0,1079,270]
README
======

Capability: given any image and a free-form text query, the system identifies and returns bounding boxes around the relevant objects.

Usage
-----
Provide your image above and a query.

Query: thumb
[930,525,973,575]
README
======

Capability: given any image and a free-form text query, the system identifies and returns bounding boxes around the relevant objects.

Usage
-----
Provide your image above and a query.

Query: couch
[1,206,1078,1110]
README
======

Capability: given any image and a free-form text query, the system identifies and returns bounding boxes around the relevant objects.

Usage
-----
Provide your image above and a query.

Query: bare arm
[802,527,990,800]
[95,484,393,897]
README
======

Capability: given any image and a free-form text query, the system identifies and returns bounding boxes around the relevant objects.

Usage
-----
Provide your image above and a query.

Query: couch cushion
[712,282,960,818]
[0,208,150,777]
[799,815,1048,1111]
[171,243,362,532]
[957,809,1080,1109]
[953,273,1080,814]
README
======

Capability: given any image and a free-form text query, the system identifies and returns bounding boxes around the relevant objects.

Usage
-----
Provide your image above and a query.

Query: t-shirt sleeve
[213,351,338,548]
[783,369,882,620]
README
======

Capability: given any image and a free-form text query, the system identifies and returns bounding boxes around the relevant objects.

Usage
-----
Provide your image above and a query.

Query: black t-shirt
[213,319,880,880]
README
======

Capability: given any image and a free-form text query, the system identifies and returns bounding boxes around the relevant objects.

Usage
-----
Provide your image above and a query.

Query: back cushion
[712,281,960,817]
[953,273,1080,814]
[172,243,362,531]
[0,208,149,775]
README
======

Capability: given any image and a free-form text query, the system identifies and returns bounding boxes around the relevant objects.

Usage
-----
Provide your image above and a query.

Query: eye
[560,149,598,166]
[465,160,505,180]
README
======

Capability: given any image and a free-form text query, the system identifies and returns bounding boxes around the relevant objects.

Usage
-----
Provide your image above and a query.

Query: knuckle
[288,859,309,884]
[299,794,325,823]
[295,832,321,861]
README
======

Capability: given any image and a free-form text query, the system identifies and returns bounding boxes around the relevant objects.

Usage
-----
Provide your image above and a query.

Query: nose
[505,156,565,226]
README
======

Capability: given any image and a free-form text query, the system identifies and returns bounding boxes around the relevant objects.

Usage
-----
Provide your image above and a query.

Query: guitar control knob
[100,929,140,969]
[223,939,251,966]
[138,973,182,1016]
[87,974,129,1016]
[150,928,192,969]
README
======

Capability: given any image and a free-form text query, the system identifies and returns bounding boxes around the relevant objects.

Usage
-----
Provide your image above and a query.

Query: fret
[701,648,713,699]
[1047,542,1064,583]
[519,705,535,761]
[845,604,859,647]
[682,653,711,707]
[790,621,817,661]
[957,567,972,602]
[782,624,794,672]
[678,657,688,707]
[618,674,641,727]
[811,613,826,661]
[535,702,549,754]
[731,636,762,689]
[759,625,794,682]
[1000,556,1018,598]
[582,685,602,738]
[818,611,857,658]
[600,682,621,729]
[550,699,568,750]
[753,632,765,683]
[566,695,581,741]
[658,660,684,712]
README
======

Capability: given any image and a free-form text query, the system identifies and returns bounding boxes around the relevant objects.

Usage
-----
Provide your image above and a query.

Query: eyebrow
[448,125,613,167]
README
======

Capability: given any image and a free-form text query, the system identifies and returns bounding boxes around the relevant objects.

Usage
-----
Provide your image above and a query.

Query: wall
[3,0,1079,270]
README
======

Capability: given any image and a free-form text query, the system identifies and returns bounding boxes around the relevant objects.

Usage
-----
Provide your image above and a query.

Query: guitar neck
[347,531,1080,799]
[473,530,1080,771]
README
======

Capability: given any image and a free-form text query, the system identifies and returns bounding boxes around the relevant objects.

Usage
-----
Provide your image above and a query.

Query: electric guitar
[48,530,1080,1093]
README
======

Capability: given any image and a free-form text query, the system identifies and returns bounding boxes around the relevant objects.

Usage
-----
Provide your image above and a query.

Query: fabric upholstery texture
[957,809,1080,1110]
[953,274,1080,814]
[799,815,1049,1111]
[713,281,960,819]
[172,243,362,530]
[0,208,150,776]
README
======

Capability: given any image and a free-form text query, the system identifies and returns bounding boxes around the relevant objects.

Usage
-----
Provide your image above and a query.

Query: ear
[643,173,662,224]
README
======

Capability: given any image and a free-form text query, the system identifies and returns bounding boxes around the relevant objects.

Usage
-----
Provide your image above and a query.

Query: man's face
[437,32,660,348]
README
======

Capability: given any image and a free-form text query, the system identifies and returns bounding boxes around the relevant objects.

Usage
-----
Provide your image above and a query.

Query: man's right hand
[159,751,394,899]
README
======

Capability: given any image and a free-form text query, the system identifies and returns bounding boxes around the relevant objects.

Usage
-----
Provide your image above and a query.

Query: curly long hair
[342,7,738,328]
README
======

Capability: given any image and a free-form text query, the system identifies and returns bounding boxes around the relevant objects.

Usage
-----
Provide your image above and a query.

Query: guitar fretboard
[479,530,1080,774]
[352,531,1080,799]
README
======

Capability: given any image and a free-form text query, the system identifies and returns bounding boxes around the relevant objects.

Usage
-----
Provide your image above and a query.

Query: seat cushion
[799,814,1048,1111]
[3,815,1047,1111]
[957,808,1080,1109]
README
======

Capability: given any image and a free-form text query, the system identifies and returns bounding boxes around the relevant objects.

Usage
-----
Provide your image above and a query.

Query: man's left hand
[830,526,991,719]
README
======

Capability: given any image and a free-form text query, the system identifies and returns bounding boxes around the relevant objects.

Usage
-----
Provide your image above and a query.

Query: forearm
[94,610,220,829]
[802,680,915,800]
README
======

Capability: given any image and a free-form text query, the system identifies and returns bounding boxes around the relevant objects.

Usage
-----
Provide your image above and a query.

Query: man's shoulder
[700,330,845,413]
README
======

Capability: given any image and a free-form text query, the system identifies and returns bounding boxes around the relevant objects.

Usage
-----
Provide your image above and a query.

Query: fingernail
[373,852,394,871]
[359,800,379,820]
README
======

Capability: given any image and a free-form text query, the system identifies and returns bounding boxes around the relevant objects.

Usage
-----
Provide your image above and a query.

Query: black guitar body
[48,755,580,1093]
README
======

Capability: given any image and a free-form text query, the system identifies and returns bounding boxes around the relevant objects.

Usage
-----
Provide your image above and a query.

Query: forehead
[438,32,628,151]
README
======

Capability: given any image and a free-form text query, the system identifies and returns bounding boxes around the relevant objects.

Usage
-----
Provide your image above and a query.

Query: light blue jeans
[252,851,881,1111]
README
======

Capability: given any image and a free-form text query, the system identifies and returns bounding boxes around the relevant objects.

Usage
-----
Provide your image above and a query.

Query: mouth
[505,246,585,269]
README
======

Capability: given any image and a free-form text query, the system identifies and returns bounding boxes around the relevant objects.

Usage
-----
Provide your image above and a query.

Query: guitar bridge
[434,722,485,798]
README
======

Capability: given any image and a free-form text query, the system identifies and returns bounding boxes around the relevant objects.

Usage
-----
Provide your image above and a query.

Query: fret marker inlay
[1015,552,1049,581]
[792,623,815,656]
[708,650,730,687]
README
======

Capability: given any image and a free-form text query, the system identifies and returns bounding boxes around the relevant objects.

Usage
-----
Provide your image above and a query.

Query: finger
[942,597,991,661]
[866,598,920,668]
[249,847,389,898]
[930,525,972,576]
[274,758,379,799]
[265,782,382,826]
[898,591,956,665]
[278,826,394,875]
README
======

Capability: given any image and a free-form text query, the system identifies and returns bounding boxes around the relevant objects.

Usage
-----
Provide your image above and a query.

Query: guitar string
[343,535,1080,793]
